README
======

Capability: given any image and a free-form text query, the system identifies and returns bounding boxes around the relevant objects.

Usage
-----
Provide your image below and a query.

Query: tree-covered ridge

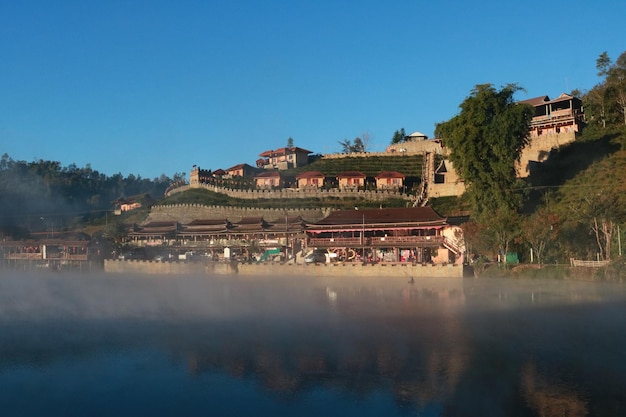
[0,153,182,233]
[580,51,626,128]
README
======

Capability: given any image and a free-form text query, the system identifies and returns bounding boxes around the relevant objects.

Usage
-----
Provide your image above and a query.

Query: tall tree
[391,128,406,144]
[434,84,534,217]
[596,51,612,78]
[287,137,294,148]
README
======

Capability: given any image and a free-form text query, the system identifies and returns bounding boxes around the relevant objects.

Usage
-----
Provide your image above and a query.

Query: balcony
[308,236,443,248]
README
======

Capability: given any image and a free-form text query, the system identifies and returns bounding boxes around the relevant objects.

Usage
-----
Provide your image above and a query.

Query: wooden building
[306,207,464,264]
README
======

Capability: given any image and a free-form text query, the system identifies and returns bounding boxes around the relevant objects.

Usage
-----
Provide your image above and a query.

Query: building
[374,171,405,190]
[189,166,212,186]
[0,232,101,270]
[296,171,326,189]
[225,163,257,178]
[257,147,312,170]
[517,93,585,177]
[306,207,464,264]
[337,171,366,189]
[520,93,585,138]
[254,171,284,189]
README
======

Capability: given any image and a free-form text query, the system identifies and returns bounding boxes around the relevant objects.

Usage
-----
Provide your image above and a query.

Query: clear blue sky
[1,1,625,180]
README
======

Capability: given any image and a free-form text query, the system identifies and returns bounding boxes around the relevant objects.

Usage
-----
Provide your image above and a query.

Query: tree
[522,208,560,265]
[391,128,406,144]
[596,51,612,78]
[338,137,366,153]
[287,137,294,148]
[434,84,534,217]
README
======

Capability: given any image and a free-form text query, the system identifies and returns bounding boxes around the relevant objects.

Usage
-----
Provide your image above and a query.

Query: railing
[308,236,443,247]
[4,253,43,260]
[570,258,610,268]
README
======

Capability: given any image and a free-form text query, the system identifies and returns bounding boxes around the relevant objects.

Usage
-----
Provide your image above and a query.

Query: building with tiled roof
[307,207,463,264]
[254,170,284,189]
[257,146,312,170]
[296,171,325,189]
[337,171,366,189]
[374,171,405,190]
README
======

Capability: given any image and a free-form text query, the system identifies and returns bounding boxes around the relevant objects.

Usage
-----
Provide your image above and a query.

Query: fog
[2,271,626,416]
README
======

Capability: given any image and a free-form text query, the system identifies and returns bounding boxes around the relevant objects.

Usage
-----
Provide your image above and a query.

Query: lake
[0,271,625,416]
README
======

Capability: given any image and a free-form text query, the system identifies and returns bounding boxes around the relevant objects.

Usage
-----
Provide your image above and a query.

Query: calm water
[1,272,626,417]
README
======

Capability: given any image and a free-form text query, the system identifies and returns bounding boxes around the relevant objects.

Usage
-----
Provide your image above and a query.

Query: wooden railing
[308,236,443,247]
[570,258,610,268]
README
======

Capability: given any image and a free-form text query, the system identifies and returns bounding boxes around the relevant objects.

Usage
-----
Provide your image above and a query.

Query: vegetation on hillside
[0,153,183,236]
[435,50,626,270]
[160,188,408,210]
[282,154,424,178]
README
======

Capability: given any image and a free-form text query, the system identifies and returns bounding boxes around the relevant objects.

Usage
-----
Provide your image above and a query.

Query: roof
[226,163,253,171]
[296,171,325,179]
[407,131,427,139]
[185,219,230,226]
[255,171,282,179]
[258,147,313,158]
[180,219,231,234]
[519,95,550,106]
[337,171,366,179]
[311,207,447,229]
[375,171,405,179]
[129,221,178,236]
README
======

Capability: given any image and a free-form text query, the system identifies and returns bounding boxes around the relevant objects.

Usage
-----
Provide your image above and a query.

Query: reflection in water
[0,272,625,416]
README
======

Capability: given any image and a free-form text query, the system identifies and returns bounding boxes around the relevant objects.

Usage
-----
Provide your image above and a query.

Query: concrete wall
[104,259,465,278]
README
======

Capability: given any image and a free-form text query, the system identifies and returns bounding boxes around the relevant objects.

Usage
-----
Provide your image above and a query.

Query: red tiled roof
[296,171,325,179]
[337,171,366,179]
[258,147,312,158]
[255,171,282,179]
[226,163,253,171]
[312,207,446,227]
[375,171,405,179]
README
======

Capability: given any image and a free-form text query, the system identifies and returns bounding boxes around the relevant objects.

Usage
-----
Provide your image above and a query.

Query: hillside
[282,153,424,178]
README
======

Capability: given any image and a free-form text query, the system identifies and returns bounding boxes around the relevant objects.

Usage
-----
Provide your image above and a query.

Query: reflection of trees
[175,285,470,410]
[522,361,588,417]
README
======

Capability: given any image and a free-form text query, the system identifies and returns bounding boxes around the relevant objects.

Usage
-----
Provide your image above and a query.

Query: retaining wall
[104,259,465,278]
[146,204,330,223]
[176,184,412,202]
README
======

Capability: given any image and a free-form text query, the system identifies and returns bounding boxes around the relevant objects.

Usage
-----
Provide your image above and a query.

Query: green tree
[391,128,406,144]
[287,137,294,148]
[434,84,534,217]
[596,51,612,78]
[338,137,366,153]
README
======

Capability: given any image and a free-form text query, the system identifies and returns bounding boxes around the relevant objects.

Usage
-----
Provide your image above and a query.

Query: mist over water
[1,271,626,416]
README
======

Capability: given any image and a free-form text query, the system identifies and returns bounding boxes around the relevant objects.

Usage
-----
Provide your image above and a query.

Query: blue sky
[1,1,625,180]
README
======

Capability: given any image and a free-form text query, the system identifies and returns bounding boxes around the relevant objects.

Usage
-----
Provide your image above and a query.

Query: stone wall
[517,131,576,178]
[104,259,466,278]
[177,184,412,202]
[147,204,330,223]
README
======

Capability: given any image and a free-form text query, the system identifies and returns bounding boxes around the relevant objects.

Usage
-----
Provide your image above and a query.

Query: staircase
[413,152,435,207]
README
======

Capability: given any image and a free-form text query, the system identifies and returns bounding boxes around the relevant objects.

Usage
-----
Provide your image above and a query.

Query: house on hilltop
[225,163,257,178]
[257,147,312,170]
[517,93,585,177]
